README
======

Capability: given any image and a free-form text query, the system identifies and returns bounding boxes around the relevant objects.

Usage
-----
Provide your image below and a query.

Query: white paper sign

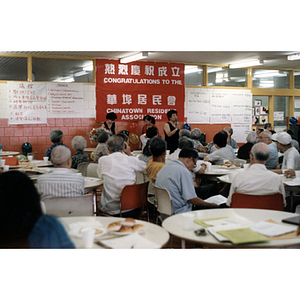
[231,124,252,143]
[274,111,284,121]
[7,82,47,124]
[47,83,83,114]
[185,88,210,123]
[231,91,252,124]
[210,90,231,123]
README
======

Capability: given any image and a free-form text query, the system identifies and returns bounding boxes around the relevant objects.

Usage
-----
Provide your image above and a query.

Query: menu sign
[95,59,185,122]
[47,83,83,113]
[7,82,47,124]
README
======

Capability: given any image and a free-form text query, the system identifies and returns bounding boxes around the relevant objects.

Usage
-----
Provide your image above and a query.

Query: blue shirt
[28,215,75,249]
[155,160,196,214]
[266,142,278,169]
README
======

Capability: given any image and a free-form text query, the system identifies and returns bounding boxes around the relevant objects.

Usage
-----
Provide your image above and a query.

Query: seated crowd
[2,118,300,249]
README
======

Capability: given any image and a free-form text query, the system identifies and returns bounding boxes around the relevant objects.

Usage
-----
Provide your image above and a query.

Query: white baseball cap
[273,132,291,145]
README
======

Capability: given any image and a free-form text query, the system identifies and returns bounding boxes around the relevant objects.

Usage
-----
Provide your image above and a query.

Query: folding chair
[231,193,284,211]
[41,194,94,217]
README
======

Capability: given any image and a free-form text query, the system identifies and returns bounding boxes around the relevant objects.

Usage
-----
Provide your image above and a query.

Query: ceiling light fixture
[229,59,264,69]
[120,52,148,64]
[287,54,300,61]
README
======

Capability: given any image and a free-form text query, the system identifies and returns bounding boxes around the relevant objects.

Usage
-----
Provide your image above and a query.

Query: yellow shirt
[146,157,166,181]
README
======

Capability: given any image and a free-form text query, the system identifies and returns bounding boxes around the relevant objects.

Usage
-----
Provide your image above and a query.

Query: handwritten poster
[210,90,231,123]
[231,91,252,124]
[7,82,47,125]
[231,124,252,143]
[185,88,210,123]
[47,83,83,114]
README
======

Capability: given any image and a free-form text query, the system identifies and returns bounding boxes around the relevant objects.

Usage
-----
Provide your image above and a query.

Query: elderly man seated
[224,127,238,150]
[37,146,85,199]
[257,130,278,169]
[204,130,236,165]
[97,135,147,216]
[156,148,219,214]
[226,142,285,207]
[272,132,300,174]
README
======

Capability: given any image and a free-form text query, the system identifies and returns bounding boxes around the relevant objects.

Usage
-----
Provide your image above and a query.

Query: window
[294,72,300,89]
[0,56,27,81]
[184,65,203,86]
[207,67,247,87]
[32,57,94,83]
[252,69,289,89]
[274,96,289,129]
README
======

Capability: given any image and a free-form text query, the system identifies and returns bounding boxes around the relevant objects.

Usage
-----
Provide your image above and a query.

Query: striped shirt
[37,168,85,199]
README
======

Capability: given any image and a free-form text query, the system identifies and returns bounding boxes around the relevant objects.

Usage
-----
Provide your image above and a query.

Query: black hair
[146,127,158,139]
[149,137,167,157]
[213,130,228,148]
[106,112,117,121]
[143,115,152,122]
[150,116,156,125]
[178,148,198,159]
[178,137,194,149]
[142,140,152,157]
[264,123,271,129]
[97,131,110,143]
[166,109,177,120]
[0,171,42,248]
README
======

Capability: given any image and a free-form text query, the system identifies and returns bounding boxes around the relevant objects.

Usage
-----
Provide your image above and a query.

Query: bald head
[251,142,270,164]
[51,145,72,168]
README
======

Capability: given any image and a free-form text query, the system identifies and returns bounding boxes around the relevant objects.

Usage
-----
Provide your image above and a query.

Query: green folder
[194,217,228,227]
[216,227,270,244]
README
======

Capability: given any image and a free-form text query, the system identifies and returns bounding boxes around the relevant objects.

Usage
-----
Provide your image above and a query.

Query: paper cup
[81,227,95,249]
[243,164,249,170]
[203,161,212,172]
[27,156,33,161]
[182,213,194,231]
[3,165,9,172]
[0,160,4,167]
[43,157,49,163]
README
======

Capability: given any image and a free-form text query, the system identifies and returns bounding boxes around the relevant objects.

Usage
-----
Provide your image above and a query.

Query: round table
[59,216,170,249]
[0,151,20,157]
[162,208,300,248]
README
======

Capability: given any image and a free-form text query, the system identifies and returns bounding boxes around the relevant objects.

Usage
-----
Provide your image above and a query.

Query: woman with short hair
[71,136,90,168]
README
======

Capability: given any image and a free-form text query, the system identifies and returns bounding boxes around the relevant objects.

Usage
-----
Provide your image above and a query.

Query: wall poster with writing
[7,82,47,125]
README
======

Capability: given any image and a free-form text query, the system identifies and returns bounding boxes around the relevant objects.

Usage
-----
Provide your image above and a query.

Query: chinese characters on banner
[7,82,47,125]
[95,59,185,122]
[47,83,83,113]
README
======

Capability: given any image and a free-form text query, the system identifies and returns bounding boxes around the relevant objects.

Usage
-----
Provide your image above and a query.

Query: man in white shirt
[272,132,300,174]
[97,135,147,215]
[37,146,85,199]
[226,142,285,207]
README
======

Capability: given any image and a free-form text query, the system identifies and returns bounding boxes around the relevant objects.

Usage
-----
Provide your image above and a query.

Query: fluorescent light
[120,52,148,64]
[207,67,223,73]
[287,54,300,61]
[74,70,88,77]
[83,63,93,71]
[184,66,203,74]
[229,60,264,69]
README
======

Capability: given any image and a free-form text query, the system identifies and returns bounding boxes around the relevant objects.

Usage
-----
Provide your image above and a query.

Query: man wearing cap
[257,131,278,169]
[272,132,300,174]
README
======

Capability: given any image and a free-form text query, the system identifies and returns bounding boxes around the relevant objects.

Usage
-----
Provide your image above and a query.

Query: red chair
[2,157,19,166]
[231,193,284,211]
[120,181,150,220]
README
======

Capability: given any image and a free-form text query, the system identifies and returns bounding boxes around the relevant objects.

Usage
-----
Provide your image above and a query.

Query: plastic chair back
[41,194,94,217]
[231,193,284,211]
[87,163,99,178]
[154,186,173,216]
[2,157,19,166]
[295,205,300,214]
[120,181,149,212]
[77,162,90,176]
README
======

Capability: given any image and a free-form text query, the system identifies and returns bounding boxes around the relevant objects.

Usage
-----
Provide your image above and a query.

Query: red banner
[95,59,185,122]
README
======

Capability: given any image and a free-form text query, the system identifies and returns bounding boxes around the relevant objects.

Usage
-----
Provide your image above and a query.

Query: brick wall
[0,118,242,159]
